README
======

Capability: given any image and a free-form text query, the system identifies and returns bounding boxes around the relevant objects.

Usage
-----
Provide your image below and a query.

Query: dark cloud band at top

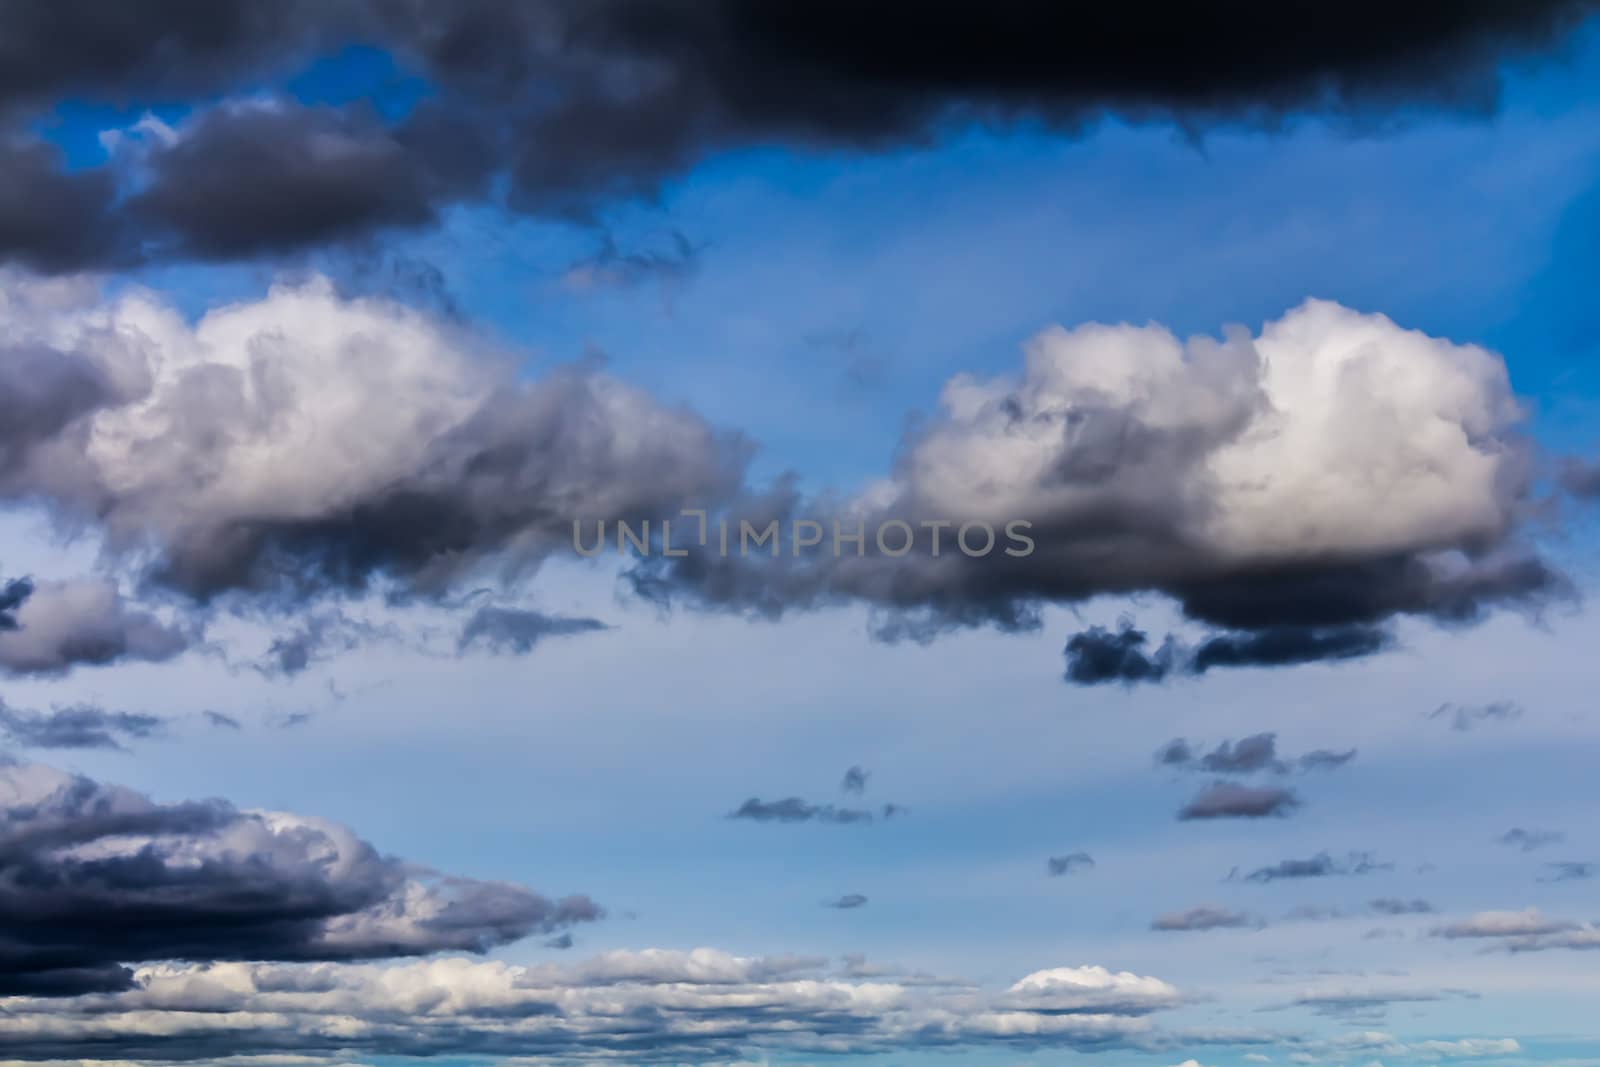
[0,1,1597,269]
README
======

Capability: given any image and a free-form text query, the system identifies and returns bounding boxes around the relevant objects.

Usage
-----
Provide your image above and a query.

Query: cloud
[1151,905,1262,932]
[1178,782,1301,820]
[255,607,392,676]
[1429,700,1524,731]
[1369,898,1435,915]
[0,953,1199,1063]
[1539,861,1595,882]
[0,577,195,677]
[0,761,602,995]
[1235,852,1390,883]
[458,606,610,655]
[1,2,1594,268]
[728,797,876,824]
[0,274,746,605]
[1048,852,1095,876]
[841,765,870,794]
[561,230,701,293]
[825,894,869,909]
[1429,907,1600,950]
[201,710,242,730]
[632,301,1561,656]
[1499,826,1564,851]
[0,701,165,751]
[1064,620,1393,684]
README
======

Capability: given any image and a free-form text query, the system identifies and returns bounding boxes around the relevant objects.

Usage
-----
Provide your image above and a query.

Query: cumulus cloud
[0,761,602,996]
[633,301,1561,662]
[0,951,1192,1062]
[1178,782,1301,820]
[0,274,745,605]
[1,2,1594,268]
[0,577,195,676]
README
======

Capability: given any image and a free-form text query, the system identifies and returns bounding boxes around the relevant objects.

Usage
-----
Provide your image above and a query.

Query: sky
[3,3,1600,1066]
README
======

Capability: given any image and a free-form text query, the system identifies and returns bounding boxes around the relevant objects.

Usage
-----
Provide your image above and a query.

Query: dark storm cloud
[2,0,1597,269]
[1189,624,1393,673]
[825,893,869,909]
[1047,852,1095,876]
[0,701,165,750]
[0,760,602,996]
[1151,905,1261,932]
[1429,700,1525,731]
[1156,734,1358,775]
[728,797,876,825]
[1178,782,1301,820]
[458,606,610,655]
[1234,851,1390,883]
[126,98,492,262]
[1062,621,1182,684]
[1063,619,1394,684]
[1500,827,1564,851]
[1370,897,1436,915]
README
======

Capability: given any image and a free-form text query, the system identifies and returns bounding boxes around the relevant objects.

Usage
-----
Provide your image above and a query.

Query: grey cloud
[1235,852,1391,884]
[1540,861,1595,882]
[0,760,603,996]
[1430,908,1591,948]
[1429,700,1524,731]
[1178,782,1301,821]
[728,797,876,825]
[825,893,869,909]
[841,765,869,794]
[1152,905,1262,932]
[0,577,196,677]
[202,710,242,730]
[0,701,166,750]
[1557,455,1600,498]
[1048,852,1095,876]
[1500,827,1564,851]
[458,606,610,655]
[1064,620,1393,684]
[1370,898,1436,915]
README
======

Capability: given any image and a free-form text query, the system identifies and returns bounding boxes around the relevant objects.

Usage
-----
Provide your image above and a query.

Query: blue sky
[4,8,1600,1067]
